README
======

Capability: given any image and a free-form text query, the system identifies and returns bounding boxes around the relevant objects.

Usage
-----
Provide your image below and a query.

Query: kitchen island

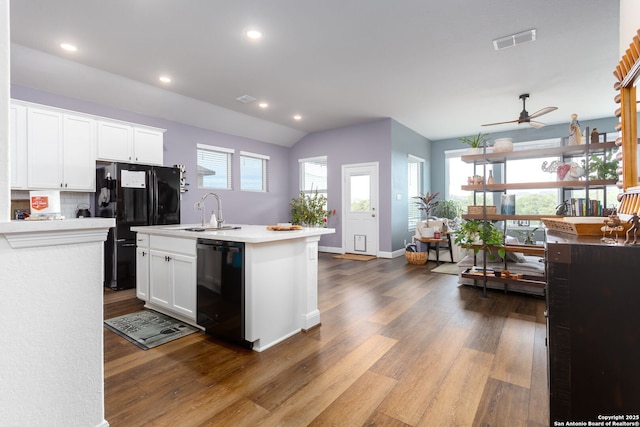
[131,224,334,351]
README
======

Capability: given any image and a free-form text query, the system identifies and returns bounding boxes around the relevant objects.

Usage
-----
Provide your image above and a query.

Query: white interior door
[342,163,379,256]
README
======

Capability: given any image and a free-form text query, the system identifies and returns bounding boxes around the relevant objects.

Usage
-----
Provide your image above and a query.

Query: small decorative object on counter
[591,128,600,144]
[624,213,640,245]
[568,113,583,145]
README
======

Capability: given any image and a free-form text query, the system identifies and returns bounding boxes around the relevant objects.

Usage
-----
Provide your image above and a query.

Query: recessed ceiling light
[60,43,77,52]
[293,115,302,121]
[245,29,263,40]
[258,102,269,109]
[159,76,172,83]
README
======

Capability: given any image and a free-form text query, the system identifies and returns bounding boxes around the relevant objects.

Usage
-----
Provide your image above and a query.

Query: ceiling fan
[482,93,557,128]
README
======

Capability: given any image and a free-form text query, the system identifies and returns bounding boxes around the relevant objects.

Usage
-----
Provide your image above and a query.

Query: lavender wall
[11,85,291,225]
[288,119,393,251]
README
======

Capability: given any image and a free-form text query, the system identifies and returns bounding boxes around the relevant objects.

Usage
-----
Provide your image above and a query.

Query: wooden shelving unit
[460,141,618,164]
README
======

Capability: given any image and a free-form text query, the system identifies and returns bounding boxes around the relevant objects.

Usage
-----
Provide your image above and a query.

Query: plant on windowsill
[453,219,505,260]
[290,189,334,227]
[432,199,462,231]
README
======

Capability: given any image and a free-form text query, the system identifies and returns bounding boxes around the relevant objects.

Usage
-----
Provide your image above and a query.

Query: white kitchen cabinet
[10,103,27,189]
[26,107,62,189]
[25,107,96,191]
[96,121,132,162]
[97,120,164,165]
[133,127,164,165]
[136,234,150,301]
[61,114,97,191]
[147,236,196,321]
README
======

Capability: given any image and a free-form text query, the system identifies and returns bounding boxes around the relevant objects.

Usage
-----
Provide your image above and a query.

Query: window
[408,155,424,229]
[299,156,327,195]
[197,144,233,189]
[240,151,269,192]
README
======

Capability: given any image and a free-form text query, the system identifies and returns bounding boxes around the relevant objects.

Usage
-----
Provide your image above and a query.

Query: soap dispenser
[209,211,218,227]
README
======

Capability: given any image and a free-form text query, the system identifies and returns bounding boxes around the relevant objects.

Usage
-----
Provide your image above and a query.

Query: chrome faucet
[194,192,224,227]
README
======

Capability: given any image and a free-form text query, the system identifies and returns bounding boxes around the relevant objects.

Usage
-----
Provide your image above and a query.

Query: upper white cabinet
[61,114,97,191]
[96,121,132,162]
[25,106,96,191]
[133,127,164,165]
[10,103,27,189]
[97,120,164,165]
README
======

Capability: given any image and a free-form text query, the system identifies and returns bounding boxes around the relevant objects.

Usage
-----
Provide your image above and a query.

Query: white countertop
[131,224,335,243]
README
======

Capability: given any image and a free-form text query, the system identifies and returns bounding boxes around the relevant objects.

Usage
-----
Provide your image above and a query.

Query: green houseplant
[290,189,334,227]
[581,152,618,180]
[432,199,461,220]
[453,219,506,260]
[459,133,489,149]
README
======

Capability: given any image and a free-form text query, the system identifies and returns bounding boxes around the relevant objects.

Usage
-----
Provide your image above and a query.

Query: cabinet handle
[141,251,146,256]
[165,256,172,261]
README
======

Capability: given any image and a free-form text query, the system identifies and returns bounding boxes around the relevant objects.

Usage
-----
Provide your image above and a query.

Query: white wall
[619,0,640,56]
[0,237,108,427]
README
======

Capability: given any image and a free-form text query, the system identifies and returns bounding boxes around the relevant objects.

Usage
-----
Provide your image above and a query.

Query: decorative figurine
[555,200,570,216]
[602,213,623,243]
[624,212,640,245]
[568,113,583,145]
[541,160,586,181]
[591,128,599,144]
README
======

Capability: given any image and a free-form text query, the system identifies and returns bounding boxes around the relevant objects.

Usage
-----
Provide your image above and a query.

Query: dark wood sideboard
[546,232,640,423]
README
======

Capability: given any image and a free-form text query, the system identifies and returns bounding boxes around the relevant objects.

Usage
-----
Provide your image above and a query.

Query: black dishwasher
[196,239,251,349]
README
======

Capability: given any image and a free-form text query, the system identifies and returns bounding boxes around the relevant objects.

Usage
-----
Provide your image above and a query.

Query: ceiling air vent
[493,29,536,51]
[235,95,257,104]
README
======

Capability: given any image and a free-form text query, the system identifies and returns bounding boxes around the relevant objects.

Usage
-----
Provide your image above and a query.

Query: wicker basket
[467,205,497,215]
[405,251,428,265]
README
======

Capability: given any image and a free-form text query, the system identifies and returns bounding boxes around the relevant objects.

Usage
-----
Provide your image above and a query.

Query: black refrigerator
[96,162,181,290]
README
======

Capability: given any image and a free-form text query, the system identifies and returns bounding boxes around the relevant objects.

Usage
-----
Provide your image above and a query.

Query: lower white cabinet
[135,234,150,301]
[144,235,197,321]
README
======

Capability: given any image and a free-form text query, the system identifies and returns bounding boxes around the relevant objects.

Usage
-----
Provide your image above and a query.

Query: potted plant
[459,133,489,155]
[581,152,618,180]
[290,189,334,227]
[432,199,462,231]
[412,192,440,218]
[453,219,505,260]
[513,227,539,245]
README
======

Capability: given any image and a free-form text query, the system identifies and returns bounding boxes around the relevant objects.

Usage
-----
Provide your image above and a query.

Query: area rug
[333,253,377,261]
[431,263,460,275]
[104,310,199,350]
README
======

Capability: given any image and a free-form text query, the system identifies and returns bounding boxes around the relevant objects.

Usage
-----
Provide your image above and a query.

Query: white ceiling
[10,0,620,147]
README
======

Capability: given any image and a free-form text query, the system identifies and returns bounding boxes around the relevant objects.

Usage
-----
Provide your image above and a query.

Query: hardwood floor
[104,253,548,426]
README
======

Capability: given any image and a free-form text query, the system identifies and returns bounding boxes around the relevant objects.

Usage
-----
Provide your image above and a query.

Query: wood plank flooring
[104,253,548,426]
